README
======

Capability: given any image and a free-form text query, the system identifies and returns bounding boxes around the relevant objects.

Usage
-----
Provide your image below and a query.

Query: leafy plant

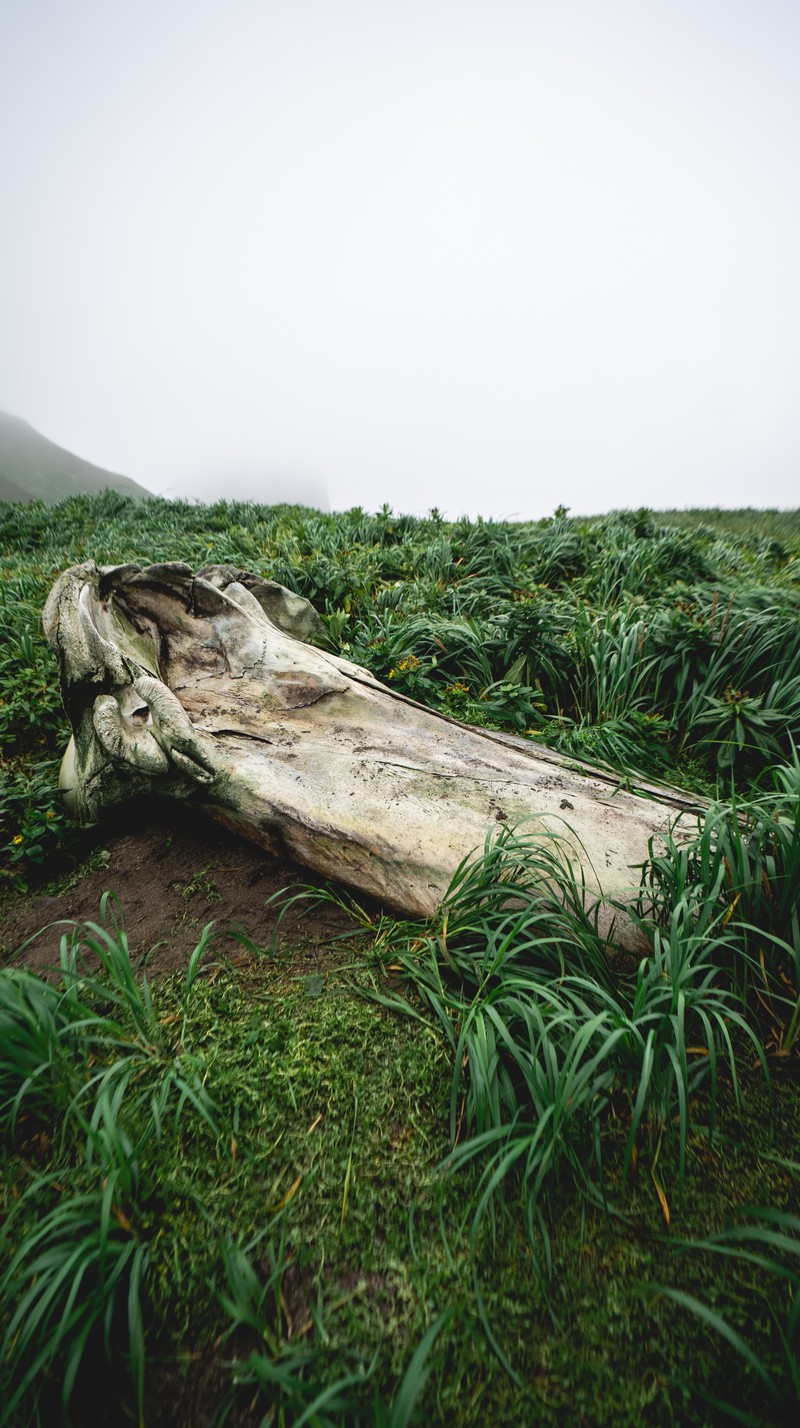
[0,758,71,876]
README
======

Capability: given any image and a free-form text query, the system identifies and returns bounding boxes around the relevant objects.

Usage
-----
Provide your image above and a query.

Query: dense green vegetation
[1,494,799,1425]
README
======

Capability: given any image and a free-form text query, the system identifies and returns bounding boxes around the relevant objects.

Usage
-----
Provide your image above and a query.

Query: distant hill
[0,411,151,504]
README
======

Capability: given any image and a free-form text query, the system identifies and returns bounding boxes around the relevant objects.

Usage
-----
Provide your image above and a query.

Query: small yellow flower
[13,834,24,844]
[46,810,55,820]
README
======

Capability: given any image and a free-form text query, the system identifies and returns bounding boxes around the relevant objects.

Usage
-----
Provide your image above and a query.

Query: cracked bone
[43,561,700,950]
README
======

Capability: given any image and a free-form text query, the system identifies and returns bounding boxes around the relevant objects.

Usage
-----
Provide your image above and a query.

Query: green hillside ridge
[0,409,151,503]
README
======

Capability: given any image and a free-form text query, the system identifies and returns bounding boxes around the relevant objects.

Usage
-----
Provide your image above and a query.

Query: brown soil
[0,800,362,974]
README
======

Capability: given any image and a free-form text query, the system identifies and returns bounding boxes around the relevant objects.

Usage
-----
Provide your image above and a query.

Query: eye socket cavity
[92,693,169,775]
[118,686,154,729]
[91,682,216,786]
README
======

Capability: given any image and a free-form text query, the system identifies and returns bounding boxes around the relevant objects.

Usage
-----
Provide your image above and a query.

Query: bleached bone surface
[44,561,701,948]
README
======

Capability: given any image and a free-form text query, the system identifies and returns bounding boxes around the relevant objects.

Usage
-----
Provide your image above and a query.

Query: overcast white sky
[1,0,798,517]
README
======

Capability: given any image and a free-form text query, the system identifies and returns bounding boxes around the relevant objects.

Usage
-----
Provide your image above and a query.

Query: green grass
[1,494,799,1422]
[1,844,798,1424]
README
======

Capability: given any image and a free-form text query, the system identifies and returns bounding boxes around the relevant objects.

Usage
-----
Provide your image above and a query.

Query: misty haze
[1,0,798,518]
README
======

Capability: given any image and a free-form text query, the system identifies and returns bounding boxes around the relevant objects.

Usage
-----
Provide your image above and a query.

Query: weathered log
[43,561,700,949]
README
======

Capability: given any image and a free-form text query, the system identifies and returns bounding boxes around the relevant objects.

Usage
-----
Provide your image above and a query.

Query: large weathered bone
[43,561,701,949]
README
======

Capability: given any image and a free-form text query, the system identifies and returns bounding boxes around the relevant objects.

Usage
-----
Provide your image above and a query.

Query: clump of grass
[0,897,220,1426]
[383,814,777,1266]
[1,894,219,1144]
[215,1233,369,1424]
[216,1230,453,1427]
[642,759,800,1053]
[1,1122,150,1427]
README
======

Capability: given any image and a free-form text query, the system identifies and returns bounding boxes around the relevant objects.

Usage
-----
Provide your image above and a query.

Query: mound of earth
[0,801,361,974]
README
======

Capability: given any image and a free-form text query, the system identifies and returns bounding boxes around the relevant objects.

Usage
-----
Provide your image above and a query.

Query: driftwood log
[43,562,700,950]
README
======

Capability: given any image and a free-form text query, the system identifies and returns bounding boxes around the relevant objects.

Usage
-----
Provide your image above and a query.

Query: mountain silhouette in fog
[0,411,152,504]
[0,411,330,510]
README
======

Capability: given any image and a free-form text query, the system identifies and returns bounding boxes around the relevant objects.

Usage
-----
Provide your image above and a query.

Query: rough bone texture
[44,561,701,949]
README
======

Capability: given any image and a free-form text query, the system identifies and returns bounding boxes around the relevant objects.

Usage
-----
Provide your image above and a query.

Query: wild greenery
[1,493,799,1425]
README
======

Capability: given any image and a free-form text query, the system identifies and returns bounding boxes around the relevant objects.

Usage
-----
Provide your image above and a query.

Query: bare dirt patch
[0,800,361,974]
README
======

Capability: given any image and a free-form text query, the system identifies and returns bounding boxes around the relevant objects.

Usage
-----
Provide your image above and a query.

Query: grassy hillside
[0,410,151,504]
[641,506,800,543]
[0,494,798,1426]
